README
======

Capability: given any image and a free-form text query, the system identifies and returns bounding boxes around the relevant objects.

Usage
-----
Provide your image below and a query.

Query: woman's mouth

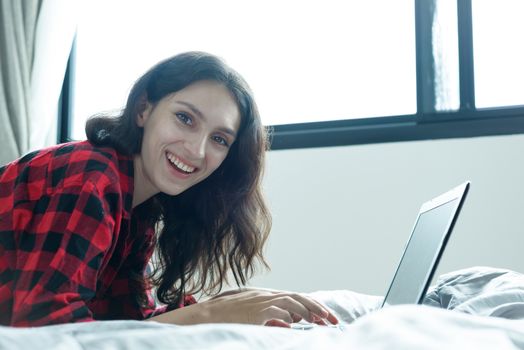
[166,152,196,174]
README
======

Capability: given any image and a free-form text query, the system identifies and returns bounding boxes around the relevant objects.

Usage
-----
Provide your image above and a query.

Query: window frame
[59,0,524,150]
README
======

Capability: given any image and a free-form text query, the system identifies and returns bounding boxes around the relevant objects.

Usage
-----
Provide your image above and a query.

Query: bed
[1,266,523,350]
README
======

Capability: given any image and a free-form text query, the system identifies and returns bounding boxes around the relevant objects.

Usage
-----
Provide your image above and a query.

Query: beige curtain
[29,0,78,151]
[0,0,42,165]
[0,0,77,165]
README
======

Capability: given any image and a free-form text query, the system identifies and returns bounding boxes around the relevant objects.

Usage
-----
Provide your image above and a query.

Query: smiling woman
[133,81,241,206]
[0,51,338,328]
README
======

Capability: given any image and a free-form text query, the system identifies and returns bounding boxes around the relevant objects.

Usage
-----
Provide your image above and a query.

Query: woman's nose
[185,134,206,159]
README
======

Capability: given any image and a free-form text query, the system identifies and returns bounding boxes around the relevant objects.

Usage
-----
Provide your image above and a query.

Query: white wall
[248,133,524,296]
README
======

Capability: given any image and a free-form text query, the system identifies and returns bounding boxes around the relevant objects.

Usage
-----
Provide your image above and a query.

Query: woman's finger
[264,319,291,328]
[261,305,294,324]
[291,313,303,323]
[268,296,314,322]
[325,312,339,325]
[292,293,339,325]
[279,293,337,323]
[313,318,328,326]
[239,288,333,321]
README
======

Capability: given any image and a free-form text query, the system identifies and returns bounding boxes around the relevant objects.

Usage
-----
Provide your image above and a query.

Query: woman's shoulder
[3,140,122,166]
[53,140,121,162]
[2,141,133,193]
[52,140,133,190]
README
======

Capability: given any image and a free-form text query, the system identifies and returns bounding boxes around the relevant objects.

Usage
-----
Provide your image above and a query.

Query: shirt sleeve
[143,295,198,319]
[10,180,118,326]
[93,223,197,321]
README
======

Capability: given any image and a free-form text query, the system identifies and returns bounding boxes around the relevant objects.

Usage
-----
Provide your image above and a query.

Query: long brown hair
[86,52,272,307]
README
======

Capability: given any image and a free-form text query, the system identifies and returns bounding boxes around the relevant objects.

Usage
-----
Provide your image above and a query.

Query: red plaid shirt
[0,141,195,327]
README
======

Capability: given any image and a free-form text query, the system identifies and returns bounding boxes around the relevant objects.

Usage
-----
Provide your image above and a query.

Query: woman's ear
[136,95,151,127]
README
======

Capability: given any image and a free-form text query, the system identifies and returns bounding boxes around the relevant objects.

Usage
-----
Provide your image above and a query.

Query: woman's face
[134,80,241,203]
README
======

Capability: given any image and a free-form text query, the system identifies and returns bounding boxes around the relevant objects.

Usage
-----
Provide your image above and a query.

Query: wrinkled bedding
[1,266,524,350]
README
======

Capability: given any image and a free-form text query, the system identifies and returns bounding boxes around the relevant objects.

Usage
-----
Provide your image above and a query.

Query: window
[69,0,416,140]
[472,0,524,108]
[61,0,524,149]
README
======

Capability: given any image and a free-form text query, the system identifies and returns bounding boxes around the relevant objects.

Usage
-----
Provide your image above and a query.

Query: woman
[0,52,338,327]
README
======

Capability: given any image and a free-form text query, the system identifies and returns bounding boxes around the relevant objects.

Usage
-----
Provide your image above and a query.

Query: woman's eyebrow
[176,100,204,119]
[175,100,237,138]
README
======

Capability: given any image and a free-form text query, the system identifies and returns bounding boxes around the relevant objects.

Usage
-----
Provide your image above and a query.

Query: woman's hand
[148,288,339,328]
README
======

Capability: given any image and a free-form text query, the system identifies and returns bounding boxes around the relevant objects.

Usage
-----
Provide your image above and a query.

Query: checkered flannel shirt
[0,141,195,327]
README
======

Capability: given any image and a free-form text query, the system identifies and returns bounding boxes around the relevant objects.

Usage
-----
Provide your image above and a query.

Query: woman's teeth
[166,152,195,173]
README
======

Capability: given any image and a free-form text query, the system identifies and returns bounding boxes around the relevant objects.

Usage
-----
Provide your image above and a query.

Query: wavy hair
[86,52,272,307]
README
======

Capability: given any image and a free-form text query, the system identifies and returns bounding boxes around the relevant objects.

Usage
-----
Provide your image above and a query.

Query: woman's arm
[8,180,117,326]
[147,289,339,327]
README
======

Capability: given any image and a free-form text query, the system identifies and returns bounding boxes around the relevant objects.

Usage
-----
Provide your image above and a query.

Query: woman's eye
[176,112,192,126]
[212,135,229,147]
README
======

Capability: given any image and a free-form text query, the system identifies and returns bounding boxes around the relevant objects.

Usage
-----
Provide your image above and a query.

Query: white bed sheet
[1,266,523,350]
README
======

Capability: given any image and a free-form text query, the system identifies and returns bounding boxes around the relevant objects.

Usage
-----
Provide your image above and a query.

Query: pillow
[310,266,524,324]
[423,266,524,319]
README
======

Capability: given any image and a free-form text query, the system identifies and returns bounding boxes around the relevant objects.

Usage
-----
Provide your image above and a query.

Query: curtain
[0,0,42,165]
[29,0,78,152]
[0,0,77,165]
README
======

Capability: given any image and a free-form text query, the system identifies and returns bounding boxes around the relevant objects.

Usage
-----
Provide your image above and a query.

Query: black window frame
[59,0,524,150]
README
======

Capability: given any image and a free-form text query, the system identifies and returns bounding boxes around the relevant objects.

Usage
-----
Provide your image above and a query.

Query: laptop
[293,181,470,330]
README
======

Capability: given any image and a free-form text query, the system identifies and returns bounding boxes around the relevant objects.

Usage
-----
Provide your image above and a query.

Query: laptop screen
[381,196,461,307]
